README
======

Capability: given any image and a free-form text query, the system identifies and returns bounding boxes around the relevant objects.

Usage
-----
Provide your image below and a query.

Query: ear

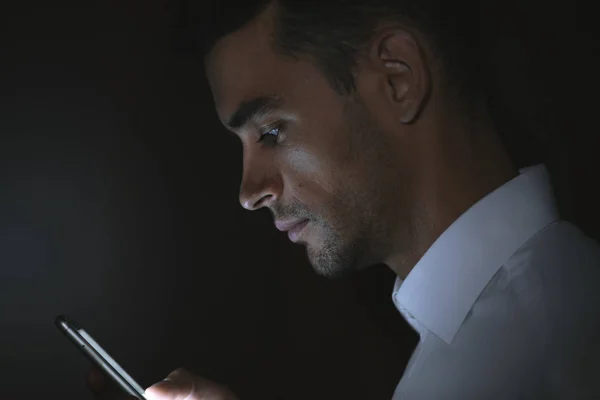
[370,28,431,124]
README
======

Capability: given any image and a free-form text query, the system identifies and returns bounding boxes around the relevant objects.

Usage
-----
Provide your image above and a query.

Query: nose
[238,150,282,211]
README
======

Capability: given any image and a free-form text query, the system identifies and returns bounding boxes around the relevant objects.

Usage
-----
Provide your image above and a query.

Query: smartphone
[55,315,147,400]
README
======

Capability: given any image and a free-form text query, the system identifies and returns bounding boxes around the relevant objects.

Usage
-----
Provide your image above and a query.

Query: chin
[306,246,357,279]
[302,224,369,278]
[311,263,349,279]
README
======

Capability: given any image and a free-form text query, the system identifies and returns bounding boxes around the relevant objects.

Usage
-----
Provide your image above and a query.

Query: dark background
[0,1,597,399]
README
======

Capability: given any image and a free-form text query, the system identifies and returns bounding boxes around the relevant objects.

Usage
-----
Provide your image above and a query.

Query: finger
[145,368,195,400]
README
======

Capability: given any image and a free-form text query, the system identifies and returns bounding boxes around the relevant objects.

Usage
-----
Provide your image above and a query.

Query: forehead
[205,8,322,125]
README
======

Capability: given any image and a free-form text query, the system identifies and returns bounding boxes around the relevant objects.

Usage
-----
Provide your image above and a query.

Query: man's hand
[86,367,239,400]
[144,368,239,400]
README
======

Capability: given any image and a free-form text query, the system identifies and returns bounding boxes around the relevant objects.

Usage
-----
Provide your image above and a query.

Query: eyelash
[257,123,284,146]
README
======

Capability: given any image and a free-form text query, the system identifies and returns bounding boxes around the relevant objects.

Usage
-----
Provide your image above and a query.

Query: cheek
[281,147,347,219]
[285,147,334,195]
[286,147,320,174]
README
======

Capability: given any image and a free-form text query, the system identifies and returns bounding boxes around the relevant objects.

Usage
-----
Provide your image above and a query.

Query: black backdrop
[0,1,597,399]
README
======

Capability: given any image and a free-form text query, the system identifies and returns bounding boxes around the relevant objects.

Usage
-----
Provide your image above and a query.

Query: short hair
[177,0,486,102]
[174,1,559,214]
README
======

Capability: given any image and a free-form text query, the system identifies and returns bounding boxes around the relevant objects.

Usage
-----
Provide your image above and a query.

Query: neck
[385,110,518,279]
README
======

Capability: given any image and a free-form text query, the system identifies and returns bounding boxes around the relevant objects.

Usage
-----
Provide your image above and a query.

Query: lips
[275,219,309,243]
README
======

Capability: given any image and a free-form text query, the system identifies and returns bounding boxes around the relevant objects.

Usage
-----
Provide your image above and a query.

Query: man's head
[200,0,510,278]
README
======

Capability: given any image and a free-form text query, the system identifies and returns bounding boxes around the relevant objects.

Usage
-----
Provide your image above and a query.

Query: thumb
[145,368,194,400]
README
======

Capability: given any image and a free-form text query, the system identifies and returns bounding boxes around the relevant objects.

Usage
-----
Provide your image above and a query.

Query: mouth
[275,219,309,243]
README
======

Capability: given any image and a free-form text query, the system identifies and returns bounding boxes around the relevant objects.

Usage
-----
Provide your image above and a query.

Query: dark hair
[175,1,564,215]
[179,0,486,101]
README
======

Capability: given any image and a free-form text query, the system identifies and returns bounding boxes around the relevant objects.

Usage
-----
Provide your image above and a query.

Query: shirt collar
[392,164,559,344]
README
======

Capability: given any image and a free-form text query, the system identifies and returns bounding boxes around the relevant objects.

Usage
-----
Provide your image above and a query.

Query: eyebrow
[226,95,284,129]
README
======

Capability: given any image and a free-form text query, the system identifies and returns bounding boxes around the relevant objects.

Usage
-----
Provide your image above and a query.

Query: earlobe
[398,99,419,124]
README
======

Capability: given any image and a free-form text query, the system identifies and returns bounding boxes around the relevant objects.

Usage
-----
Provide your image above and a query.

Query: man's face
[206,9,413,277]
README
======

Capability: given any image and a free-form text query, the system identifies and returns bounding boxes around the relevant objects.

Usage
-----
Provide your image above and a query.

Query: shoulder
[507,220,600,312]
[506,221,600,394]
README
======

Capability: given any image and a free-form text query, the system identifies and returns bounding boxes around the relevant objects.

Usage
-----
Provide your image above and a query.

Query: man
[90,0,600,399]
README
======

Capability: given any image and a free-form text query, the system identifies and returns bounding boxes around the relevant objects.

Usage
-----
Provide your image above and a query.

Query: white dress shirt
[392,164,600,399]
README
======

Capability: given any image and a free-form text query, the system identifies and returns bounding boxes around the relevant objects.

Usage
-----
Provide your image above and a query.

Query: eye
[257,124,283,146]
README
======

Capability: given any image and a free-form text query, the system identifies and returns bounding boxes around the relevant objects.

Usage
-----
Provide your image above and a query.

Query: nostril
[240,193,272,211]
[254,194,274,209]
